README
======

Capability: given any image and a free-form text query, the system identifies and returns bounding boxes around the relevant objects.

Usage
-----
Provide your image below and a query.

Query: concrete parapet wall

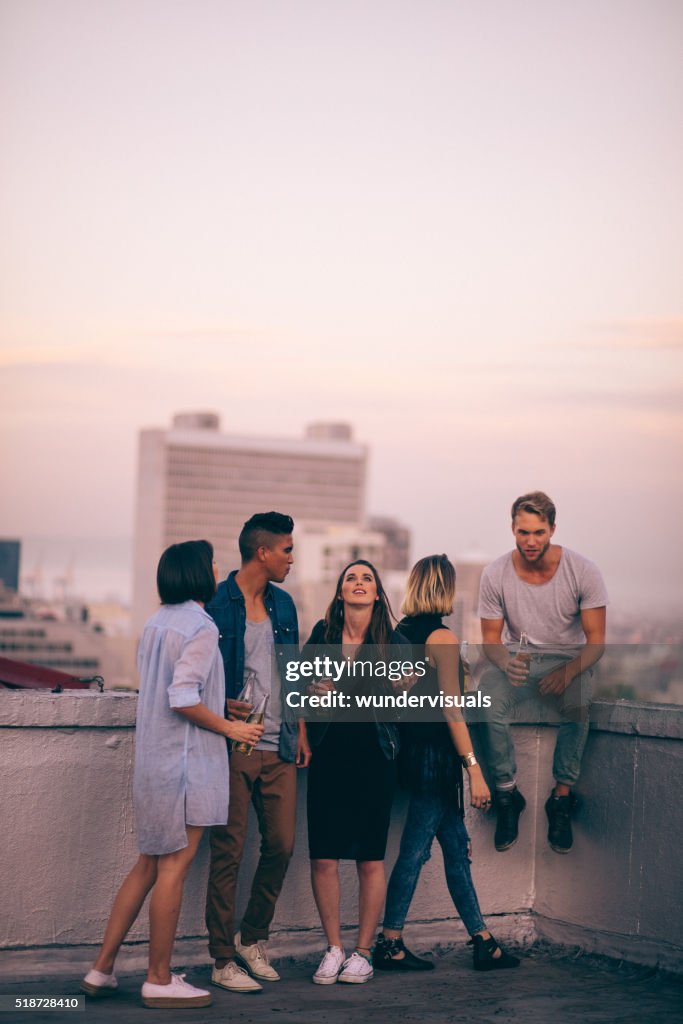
[534,704,683,969]
[0,693,681,972]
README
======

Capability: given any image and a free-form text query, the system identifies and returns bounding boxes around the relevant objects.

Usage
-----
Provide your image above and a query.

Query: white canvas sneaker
[211,960,263,993]
[235,931,280,981]
[141,973,211,1008]
[312,946,346,985]
[338,951,374,984]
[80,968,118,997]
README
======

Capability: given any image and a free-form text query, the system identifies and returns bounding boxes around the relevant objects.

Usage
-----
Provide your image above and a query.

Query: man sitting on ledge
[478,491,607,854]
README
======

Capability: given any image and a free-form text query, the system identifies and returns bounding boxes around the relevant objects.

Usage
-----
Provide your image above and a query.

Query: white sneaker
[211,960,263,993]
[313,945,346,985]
[235,931,280,981]
[338,951,374,984]
[80,968,118,998]
[141,973,211,1008]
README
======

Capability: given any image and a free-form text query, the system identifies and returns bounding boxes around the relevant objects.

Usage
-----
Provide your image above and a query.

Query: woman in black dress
[373,555,519,973]
[305,560,406,985]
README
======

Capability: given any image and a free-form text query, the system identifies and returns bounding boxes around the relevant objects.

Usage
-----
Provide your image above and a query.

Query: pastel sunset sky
[1,0,682,613]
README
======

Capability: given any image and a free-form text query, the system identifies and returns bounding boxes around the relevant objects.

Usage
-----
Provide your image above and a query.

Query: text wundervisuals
[285,690,492,710]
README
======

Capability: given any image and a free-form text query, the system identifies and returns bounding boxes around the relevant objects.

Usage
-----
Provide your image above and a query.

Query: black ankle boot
[469,934,520,971]
[545,791,578,853]
[372,933,435,971]
[494,787,526,851]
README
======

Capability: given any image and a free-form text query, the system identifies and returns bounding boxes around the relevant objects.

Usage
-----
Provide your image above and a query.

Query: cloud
[582,317,683,352]
[137,326,263,342]
[544,387,683,412]
[0,347,96,369]
[0,322,314,373]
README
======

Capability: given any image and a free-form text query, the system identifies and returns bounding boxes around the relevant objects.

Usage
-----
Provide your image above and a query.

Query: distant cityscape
[2,413,682,705]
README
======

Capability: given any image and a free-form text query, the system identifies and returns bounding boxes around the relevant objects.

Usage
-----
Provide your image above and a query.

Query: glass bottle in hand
[237,671,256,707]
[516,632,531,677]
[233,693,269,756]
[229,671,256,725]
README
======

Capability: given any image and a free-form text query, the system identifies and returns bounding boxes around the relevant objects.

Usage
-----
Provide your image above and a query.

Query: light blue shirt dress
[133,601,229,855]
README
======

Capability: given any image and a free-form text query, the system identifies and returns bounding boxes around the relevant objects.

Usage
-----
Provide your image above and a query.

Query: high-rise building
[447,554,488,643]
[0,540,20,592]
[132,414,368,631]
[367,516,411,571]
[291,524,390,638]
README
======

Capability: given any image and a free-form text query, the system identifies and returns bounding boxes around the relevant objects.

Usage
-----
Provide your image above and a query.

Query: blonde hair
[401,554,455,617]
[511,491,556,527]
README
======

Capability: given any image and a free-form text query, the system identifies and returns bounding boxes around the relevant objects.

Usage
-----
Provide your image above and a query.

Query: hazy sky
[1,0,682,613]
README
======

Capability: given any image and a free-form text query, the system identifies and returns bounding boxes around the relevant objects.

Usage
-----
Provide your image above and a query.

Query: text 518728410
[0,996,83,1012]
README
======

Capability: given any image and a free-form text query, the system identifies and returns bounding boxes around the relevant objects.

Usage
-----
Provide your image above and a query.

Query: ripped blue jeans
[383,792,486,936]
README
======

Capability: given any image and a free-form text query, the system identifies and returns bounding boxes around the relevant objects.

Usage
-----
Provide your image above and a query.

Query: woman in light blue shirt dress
[81,541,263,1009]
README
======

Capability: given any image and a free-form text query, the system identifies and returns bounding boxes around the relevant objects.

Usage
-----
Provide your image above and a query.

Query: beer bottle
[516,632,531,677]
[233,694,269,756]
[237,671,256,706]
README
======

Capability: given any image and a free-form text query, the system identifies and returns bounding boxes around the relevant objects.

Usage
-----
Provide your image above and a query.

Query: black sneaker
[494,787,526,851]
[545,791,577,853]
[372,934,435,971]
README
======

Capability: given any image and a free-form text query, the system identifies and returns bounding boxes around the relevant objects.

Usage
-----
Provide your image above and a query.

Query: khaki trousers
[206,749,297,960]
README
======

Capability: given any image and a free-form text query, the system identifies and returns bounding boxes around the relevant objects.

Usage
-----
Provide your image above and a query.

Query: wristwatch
[461,751,478,768]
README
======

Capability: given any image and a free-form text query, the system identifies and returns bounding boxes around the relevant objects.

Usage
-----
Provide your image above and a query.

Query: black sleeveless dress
[305,620,398,861]
[396,614,464,815]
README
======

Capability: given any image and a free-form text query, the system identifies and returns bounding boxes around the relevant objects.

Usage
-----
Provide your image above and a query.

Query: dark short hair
[511,491,556,527]
[239,512,294,562]
[157,540,216,605]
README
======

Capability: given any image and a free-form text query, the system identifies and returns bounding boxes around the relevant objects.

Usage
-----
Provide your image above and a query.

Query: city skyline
[7,399,683,621]
[1,1,682,615]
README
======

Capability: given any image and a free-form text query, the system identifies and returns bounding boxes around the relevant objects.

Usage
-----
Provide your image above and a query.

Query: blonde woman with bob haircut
[402,555,456,618]
[373,555,520,973]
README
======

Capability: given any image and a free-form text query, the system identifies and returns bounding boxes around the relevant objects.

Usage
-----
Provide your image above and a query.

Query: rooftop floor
[2,942,680,1024]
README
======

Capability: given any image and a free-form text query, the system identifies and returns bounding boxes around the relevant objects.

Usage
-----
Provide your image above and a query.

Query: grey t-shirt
[244,617,282,751]
[478,547,608,657]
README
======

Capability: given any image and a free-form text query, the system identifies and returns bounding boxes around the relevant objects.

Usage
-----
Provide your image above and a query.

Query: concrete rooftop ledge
[512,696,683,740]
[0,689,137,728]
[587,697,683,739]
[1,691,681,739]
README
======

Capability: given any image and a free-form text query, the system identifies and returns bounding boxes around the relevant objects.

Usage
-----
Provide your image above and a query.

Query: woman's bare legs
[147,826,204,984]
[356,860,385,954]
[92,826,204,981]
[93,855,159,974]
[311,858,387,955]
[310,859,343,948]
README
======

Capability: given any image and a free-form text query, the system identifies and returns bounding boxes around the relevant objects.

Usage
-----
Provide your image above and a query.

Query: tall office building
[132,414,368,631]
[367,515,411,571]
[0,540,20,592]
[292,523,390,638]
[448,554,488,643]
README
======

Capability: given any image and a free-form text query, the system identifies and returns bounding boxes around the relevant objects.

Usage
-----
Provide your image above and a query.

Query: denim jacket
[207,571,300,763]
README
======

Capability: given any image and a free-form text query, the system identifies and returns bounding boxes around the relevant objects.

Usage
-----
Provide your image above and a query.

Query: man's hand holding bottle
[506,632,531,687]
[227,697,254,721]
[226,671,266,750]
